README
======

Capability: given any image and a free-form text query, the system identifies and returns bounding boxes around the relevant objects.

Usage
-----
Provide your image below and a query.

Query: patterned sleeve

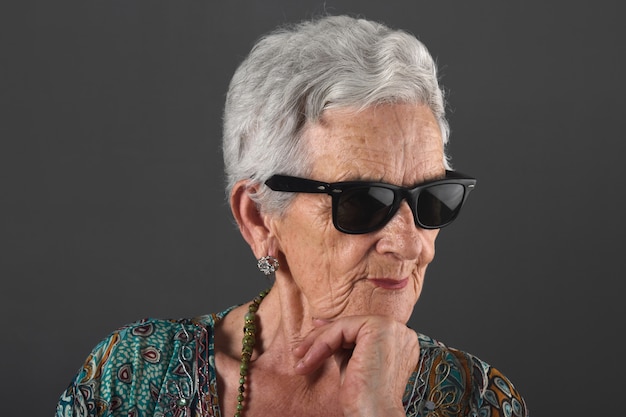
[55,318,202,417]
[403,335,528,417]
[55,330,118,417]
[468,353,528,417]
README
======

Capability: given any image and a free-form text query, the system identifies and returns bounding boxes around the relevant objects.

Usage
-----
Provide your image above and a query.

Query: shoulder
[403,333,528,417]
[56,313,225,417]
[78,317,206,381]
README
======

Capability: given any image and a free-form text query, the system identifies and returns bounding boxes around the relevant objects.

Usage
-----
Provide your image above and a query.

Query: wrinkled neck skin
[218,271,339,371]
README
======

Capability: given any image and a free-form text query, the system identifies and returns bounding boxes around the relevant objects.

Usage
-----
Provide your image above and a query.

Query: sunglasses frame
[265,170,477,234]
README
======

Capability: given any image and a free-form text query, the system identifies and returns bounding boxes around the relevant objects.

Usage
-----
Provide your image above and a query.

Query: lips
[368,278,409,290]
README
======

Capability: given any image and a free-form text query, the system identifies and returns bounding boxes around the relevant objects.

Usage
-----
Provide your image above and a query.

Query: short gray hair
[222,15,451,215]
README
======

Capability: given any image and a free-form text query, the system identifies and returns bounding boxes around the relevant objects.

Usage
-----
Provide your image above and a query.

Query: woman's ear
[230,180,270,255]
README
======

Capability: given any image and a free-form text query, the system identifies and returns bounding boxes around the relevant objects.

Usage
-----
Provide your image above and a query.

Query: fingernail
[294,359,306,371]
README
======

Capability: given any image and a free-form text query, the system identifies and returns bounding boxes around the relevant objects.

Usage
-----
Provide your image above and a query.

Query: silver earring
[257,256,279,276]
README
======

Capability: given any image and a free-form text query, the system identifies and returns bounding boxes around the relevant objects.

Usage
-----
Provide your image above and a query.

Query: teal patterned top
[55,308,528,417]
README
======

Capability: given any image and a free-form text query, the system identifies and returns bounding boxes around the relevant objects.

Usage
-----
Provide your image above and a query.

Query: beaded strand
[235,288,270,417]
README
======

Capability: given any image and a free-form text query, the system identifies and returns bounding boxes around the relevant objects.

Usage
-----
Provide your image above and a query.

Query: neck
[218,279,321,372]
[253,282,316,367]
[215,283,344,417]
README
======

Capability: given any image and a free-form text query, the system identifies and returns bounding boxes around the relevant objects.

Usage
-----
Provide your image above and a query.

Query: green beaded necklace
[234,288,270,417]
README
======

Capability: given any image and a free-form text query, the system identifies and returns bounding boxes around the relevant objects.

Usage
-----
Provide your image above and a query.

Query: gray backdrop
[2,1,624,416]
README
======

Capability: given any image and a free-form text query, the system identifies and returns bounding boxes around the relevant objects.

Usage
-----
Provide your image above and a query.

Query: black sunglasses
[265,170,477,234]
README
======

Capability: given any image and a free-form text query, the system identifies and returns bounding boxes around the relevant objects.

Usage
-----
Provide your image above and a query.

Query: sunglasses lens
[336,186,396,232]
[417,184,466,227]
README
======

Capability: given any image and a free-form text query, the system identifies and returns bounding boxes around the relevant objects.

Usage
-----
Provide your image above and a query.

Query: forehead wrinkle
[334,134,440,186]
[392,105,445,184]
[306,104,445,185]
[329,121,406,182]
[334,141,391,182]
[303,119,388,182]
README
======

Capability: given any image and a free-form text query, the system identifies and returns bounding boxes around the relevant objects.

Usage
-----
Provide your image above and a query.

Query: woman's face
[271,103,445,323]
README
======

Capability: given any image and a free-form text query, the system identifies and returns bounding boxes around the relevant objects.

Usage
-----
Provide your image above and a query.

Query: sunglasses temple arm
[265,175,331,194]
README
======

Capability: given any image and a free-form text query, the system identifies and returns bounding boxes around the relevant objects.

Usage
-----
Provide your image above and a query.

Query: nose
[375,201,433,260]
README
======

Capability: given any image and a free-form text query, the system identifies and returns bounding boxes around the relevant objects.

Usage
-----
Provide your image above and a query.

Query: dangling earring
[257,255,279,276]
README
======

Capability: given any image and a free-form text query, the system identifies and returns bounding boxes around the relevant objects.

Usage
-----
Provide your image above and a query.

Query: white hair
[222,15,451,214]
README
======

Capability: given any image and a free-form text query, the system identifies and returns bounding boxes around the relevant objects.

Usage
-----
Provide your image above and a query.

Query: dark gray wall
[2,1,624,415]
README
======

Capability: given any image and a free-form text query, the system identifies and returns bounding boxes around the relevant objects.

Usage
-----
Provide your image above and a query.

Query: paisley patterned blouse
[55,308,528,417]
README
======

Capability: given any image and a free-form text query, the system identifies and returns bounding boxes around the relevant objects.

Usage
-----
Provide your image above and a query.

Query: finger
[291,318,334,358]
[294,339,335,374]
[292,331,317,359]
[312,317,331,327]
[294,321,362,374]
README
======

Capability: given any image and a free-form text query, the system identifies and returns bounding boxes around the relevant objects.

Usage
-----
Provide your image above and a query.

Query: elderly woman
[56,15,528,417]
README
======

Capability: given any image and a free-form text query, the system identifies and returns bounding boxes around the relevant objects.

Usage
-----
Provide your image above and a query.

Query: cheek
[275,200,335,271]
[276,208,365,292]
[281,227,351,279]
[422,229,439,262]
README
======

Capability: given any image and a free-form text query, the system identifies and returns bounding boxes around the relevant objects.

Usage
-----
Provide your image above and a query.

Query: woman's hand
[293,316,420,417]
